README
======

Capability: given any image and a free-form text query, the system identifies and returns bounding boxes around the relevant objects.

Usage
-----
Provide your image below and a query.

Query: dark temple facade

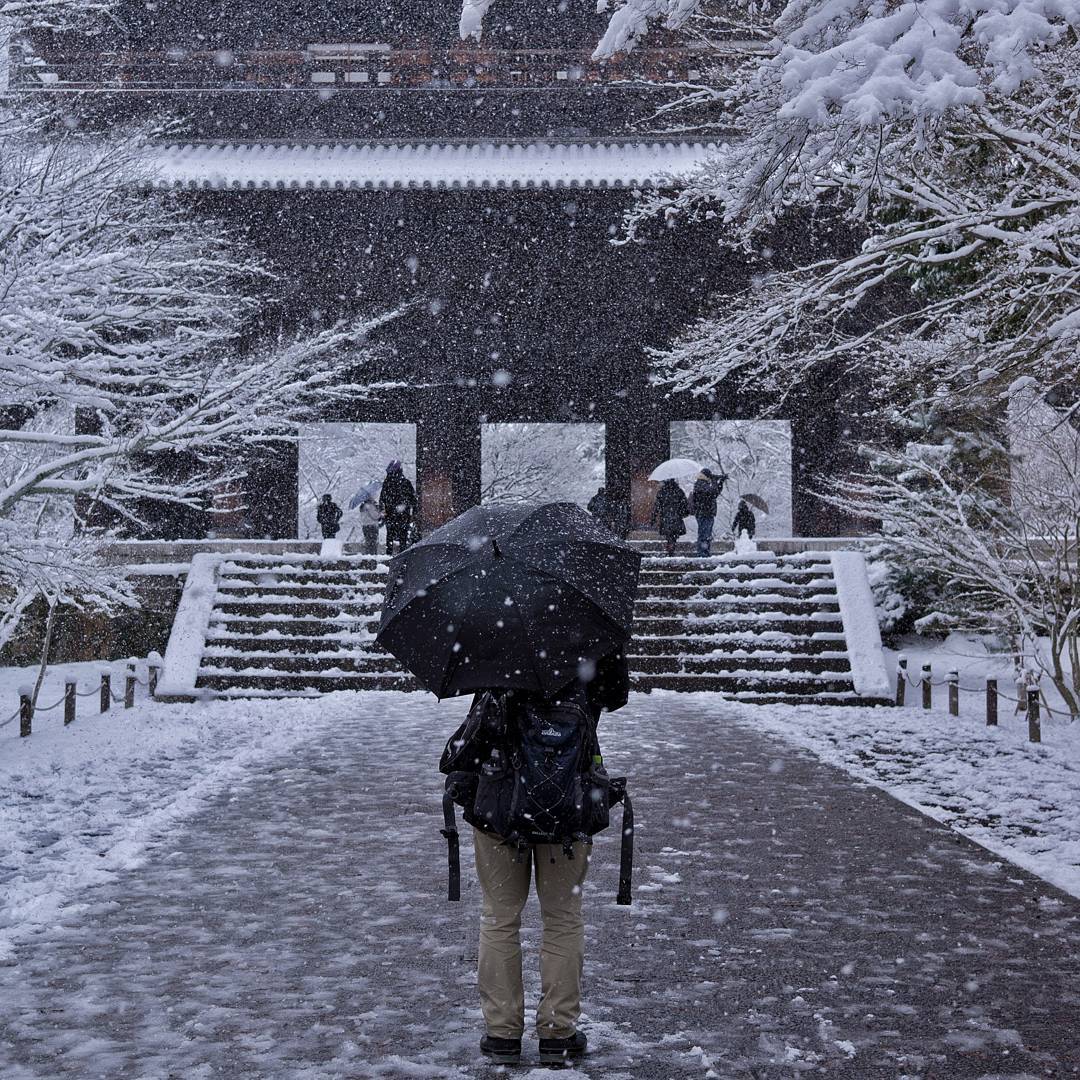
[15,1,863,538]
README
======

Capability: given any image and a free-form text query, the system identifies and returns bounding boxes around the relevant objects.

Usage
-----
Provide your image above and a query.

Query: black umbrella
[376,502,641,699]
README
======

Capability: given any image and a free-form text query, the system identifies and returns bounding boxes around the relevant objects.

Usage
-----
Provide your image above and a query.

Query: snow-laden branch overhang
[141,140,720,192]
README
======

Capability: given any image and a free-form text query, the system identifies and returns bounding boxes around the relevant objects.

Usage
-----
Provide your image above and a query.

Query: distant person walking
[357,495,382,555]
[732,498,757,540]
[688,467,727,557]
[316,493,343,540]
[650,478,689,556]
[379,460,418,555]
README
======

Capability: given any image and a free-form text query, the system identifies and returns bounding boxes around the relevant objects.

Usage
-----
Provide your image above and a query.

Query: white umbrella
[648,457,703,482]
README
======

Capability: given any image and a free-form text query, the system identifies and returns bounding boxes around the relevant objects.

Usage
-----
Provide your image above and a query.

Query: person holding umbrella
[377,503,640,1067]
[732,497,758,539]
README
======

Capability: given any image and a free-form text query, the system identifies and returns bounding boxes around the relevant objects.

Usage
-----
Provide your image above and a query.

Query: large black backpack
[439,689,634,905]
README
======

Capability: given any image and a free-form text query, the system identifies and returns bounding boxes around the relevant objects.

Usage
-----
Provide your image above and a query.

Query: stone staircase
[157,546,890,704]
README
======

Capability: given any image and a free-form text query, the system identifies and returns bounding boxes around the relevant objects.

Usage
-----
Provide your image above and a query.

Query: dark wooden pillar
[790,413,864,537]
[245,433,299,539]
[417,408,481,531]
[607,412,669,531]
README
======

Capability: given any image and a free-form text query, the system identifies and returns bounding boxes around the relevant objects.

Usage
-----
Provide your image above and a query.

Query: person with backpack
[315,493,343,539]
[440,648,632,1068]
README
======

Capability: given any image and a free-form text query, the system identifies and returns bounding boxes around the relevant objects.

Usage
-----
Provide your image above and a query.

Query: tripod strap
[616,791,634,906]
[440,793,461,902]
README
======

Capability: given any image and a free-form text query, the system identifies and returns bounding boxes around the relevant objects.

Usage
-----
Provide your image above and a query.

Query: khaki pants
[472,828,589,1040]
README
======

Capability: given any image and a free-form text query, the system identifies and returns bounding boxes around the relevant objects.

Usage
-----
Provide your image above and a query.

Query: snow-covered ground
[883,632,1077,720]
[2,683,1078,1077]
[746,695,1080,899]
[0,667,401,962]
[3,664,1077,977]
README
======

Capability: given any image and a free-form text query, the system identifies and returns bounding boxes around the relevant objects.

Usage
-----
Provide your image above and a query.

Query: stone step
[199,654,401,675]
[194,671,420,693]
[634,597,839,617]
[217,564,387,582]
[208,615,375,636]
[216,582,385,600]
[214,599,381,618]
[628,632,846,655]
[627,654,851,675]
[633,614,843,636]
[629,672,855,694]
[637,582,834,600]
[641,557,832,574]
[203,635,384,653]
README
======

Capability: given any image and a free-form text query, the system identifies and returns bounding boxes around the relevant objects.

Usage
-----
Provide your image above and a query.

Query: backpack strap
[616,791,634,906]
[440,792,461,902]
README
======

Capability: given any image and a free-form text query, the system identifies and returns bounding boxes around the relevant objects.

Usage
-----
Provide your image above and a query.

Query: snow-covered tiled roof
[146,141,718,191]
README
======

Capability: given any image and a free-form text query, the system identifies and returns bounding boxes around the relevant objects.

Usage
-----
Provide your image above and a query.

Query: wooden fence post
[149,665,159,697]
[64,681,76,726]
[100,671,111,714]
[124,665,136,709]
[921,663,932,710]
[1027,688,1041,743]
[895,656,907,706]
[19,692,32,738]
[985,678,998,727]
[947,670,959,717]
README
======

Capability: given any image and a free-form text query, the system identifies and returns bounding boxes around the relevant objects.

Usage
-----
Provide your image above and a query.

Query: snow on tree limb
[640,0,1080,420]
[457,0,702,54]
[591,0,701,58]
[459,0,498,42]
[0,0,113,31]
[0,119,395,646]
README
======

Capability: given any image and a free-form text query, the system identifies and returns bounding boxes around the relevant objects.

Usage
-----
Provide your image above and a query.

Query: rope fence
[7,656,163,739]
[894,656,1077,743]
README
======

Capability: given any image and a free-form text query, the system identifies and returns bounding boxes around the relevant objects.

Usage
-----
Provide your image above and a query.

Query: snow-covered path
[2,692,1079,1078]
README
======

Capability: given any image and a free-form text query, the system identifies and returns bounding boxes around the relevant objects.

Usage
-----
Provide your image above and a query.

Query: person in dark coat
[316,493,343,539]
[586,487,617,535]
[732,499,757,539]
[378,460,418,554]
[650,479,689,556]
[688,467,727,557]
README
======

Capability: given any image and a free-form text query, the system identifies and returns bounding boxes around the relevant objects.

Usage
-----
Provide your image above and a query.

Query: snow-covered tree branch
[0,121,393,646]
[459,0,705,57]
[644,0,1080,418]
[631,0,1080,702]
[830,403,1080,716]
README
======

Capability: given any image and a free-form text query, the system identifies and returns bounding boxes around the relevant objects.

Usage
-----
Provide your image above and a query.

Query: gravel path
[1,692,1078,1078]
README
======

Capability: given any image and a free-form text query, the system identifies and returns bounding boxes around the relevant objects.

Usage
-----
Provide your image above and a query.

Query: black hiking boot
[480,1034,522,1065]
[538,1030,587,1066]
